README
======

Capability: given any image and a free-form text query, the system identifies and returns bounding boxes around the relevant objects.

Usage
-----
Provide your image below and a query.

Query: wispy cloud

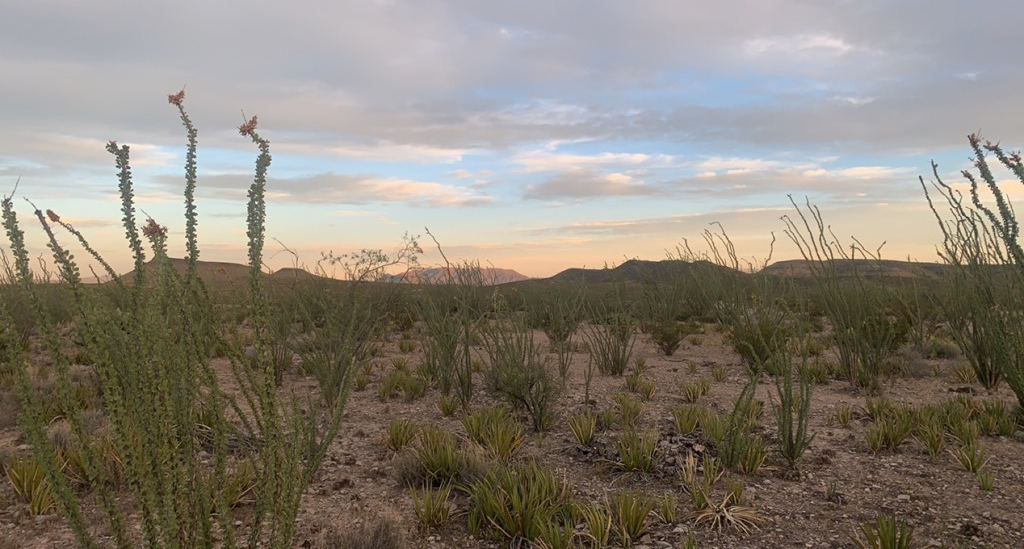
[743,33,856,57]
[154,171,493,207]
[276,141,468,164]
[514,149,671,173]
[524,169,658,200]
[527,207,790,237]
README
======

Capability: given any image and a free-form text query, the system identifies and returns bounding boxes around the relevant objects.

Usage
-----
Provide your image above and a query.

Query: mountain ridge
[107,256,962,287]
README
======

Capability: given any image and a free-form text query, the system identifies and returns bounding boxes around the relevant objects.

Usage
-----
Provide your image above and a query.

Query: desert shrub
[850,514,914,549]
[609,489,654,547]
[927,337,960,359]
[415,261,487,407]
[717,377,765,471]
[316,516,408,549]
[612,430,658,473]
[524,288,585,383]
[782,202,910,391]
[649,320,701,357]
[770,332,816,469]
[400,426,464,487]
[0,93,392,548]
[921,136,1024,405]
[3,454,56,515]
[727,308,790,375]
[0,389,19,431]
[566,412,597,446]
[575,500,612,548]
[411,483,453,530]
[613,393,644,429]
[530,289,584,346]
[674,224,792,375]
[461,406,525,460]
[464,461,574,542]
[672,405,701,434]
[385,419,420,453]
[481,307,560,432]
[581,286,636,376]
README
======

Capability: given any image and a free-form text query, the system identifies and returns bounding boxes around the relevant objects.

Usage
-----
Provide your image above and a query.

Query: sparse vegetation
[2,104,1023,549]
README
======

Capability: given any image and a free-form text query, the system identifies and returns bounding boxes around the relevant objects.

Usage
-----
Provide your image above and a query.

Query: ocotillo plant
[0,92,365,549]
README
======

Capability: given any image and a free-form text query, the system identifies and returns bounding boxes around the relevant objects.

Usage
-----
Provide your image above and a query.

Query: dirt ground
[2,322,1023,549]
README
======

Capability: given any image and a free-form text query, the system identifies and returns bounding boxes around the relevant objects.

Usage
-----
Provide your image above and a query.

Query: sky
[3,0,1024,279]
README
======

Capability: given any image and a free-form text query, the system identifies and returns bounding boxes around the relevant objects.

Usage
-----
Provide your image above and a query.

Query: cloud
[688,157,785,172]
[513,149,671,173]
[56,217,118,229]
[526,207,790,237]
[833,95,875,106]
[833,166,914,179]
[524,169,659,200]
[275,141,468,164]
[664,162,920,204]
[743,33,856,57]
[158,172,493,207]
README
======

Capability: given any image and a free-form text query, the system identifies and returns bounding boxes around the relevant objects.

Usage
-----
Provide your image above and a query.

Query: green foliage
[977,468,995,491]
[481,307,560,432]
[921,136,1024,405]
[464,461,574,542]
[949,439,988,473]
[649,321,700,357]
[782,200,909,390]
[672,405,701,434]
[566,412,597,446]
[833,403,853,428]
[727,306,790,374]
[406,426,464,487]
[864,412,913,453]
[3,455,56,515]
[437,394,459,417]
[386,418,420,453]
[415,258,487,407]
[771,339,816,469]
[850,515,916,549]
[698,407,727,445]
[411,483,453,530]
[655,494,677,524]
[717,377,765,471]
[0,94,389,549]
[679,378,710,403]
[608,490,654,547]
[461,406,525,460]
[581,287,636,376]
[575,501,612,548]
[613,393,644,429]
[612,430,658,473]
[913,418,946,457]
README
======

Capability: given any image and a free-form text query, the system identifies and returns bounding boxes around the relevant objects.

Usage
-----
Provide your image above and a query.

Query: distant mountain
[112,256,968,289]
[543,259,737,284]
[761,259,950,279]
[117,257,253,283]
[383,266,531,285]
[115,258,530,287]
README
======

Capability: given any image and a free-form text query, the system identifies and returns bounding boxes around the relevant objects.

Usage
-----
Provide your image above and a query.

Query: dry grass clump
[316,516,408,549]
